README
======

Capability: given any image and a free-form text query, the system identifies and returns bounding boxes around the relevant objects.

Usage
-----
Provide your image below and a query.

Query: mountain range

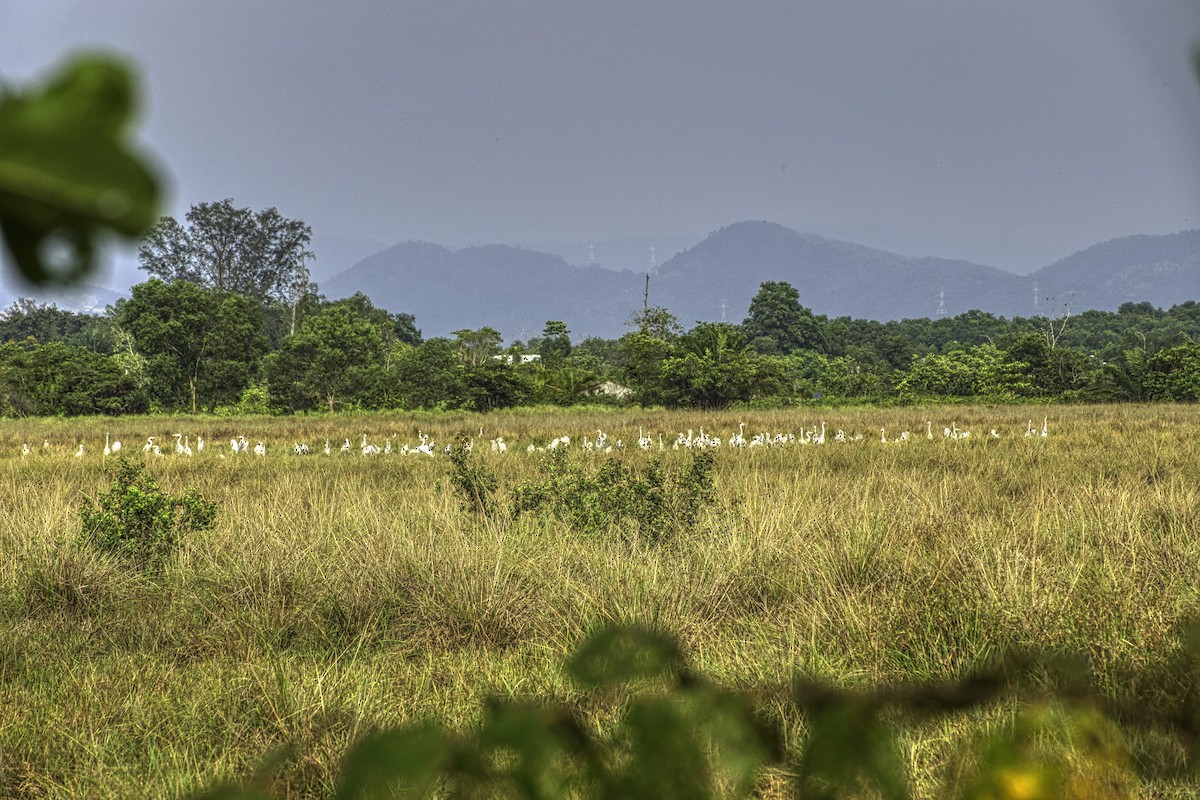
[317,221,1200,340]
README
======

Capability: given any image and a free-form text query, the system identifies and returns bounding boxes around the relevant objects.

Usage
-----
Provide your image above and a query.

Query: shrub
[77,457,217,571]
[447,435,499,517]
[512,448,715,543]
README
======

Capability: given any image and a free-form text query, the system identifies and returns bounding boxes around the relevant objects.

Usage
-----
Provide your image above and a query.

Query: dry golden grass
[2,404,1199,798]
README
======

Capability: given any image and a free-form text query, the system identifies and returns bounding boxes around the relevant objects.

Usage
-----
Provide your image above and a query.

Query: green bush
[447,435,499,517]
[77,457,217,571]
[512,448,715,543]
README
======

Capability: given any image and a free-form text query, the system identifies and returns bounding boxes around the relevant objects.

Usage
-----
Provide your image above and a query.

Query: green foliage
[218,384,272,416]
[896,344,1030,402]
[742,280,825,354]
[512,449,715,543]
[138,198,313,304]
[114,278,268,412]
[461,359,533,412]
[77,457,216,571]
[453,326,504,366]
[264,303,385,412]
[0,53,159,285]
[1145,343,1200,401]
[536,320,572,363]
[0,298,115,352]
[447,435,499,517]
[391,337,467,410]
[0,339,149,416]
[660,323,776,408]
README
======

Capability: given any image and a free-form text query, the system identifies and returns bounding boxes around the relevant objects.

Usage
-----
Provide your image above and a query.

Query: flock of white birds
[17,418,1051,460]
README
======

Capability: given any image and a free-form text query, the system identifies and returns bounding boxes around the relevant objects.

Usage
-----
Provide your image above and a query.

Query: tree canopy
[138,199,313,304]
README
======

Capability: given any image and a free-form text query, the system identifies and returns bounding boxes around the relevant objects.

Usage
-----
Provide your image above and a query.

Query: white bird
[340,438,351,454]
[195,436,204,453]
[230,437,240,454]
[104,433,112,457]
[111,437,121,454]
[1041,417,1049,438]
[253,441,266,457]
[74,443,84,458]
[324,438,332,456]
[144,436,156,454]
[21,443,30,457]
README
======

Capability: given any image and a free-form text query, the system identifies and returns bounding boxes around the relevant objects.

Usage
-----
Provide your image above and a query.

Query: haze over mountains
[322,222,1200,341]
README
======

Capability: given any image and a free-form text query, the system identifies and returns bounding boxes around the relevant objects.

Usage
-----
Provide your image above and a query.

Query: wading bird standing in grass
[75,443,84,458]
[254,441,266,457]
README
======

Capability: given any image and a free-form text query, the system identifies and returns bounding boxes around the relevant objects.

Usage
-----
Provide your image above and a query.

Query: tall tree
[453,327,504,366]
[264,304,385,412]
[536,320,572,362]
[138,199,313,304]
[742,281,824,355]
[659,322,774,408]
[114,279,267,412]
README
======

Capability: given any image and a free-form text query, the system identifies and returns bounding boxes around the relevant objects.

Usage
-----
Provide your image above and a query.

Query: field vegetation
[2,404,1200,797]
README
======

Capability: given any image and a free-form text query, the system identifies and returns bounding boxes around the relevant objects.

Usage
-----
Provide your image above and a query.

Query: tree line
[3,201,1200,417]
[4,280,1200,417]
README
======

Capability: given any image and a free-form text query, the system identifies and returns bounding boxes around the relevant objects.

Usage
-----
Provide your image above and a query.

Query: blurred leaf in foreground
[567,625,683,689]
[0,53,160,285]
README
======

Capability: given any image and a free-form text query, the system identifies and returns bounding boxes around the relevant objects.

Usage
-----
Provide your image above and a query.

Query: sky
[2,0,1199,301]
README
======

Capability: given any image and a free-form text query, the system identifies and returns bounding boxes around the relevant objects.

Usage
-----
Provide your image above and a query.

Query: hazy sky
[3,0,1200,293]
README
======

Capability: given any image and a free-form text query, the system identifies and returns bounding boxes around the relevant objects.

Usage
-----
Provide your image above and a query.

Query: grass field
[2,404,1199,798]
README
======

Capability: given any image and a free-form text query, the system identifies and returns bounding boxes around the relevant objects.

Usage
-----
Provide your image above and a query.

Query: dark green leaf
[567,625,682,689]
[0,53,159,284]
[795,699,908,800]
[334,723,450,800]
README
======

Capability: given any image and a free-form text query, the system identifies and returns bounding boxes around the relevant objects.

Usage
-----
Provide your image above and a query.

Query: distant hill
[654,221,1026,322]
[322,242,644,340]
[1031,230,1200,312]
[322,222,1200,339]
